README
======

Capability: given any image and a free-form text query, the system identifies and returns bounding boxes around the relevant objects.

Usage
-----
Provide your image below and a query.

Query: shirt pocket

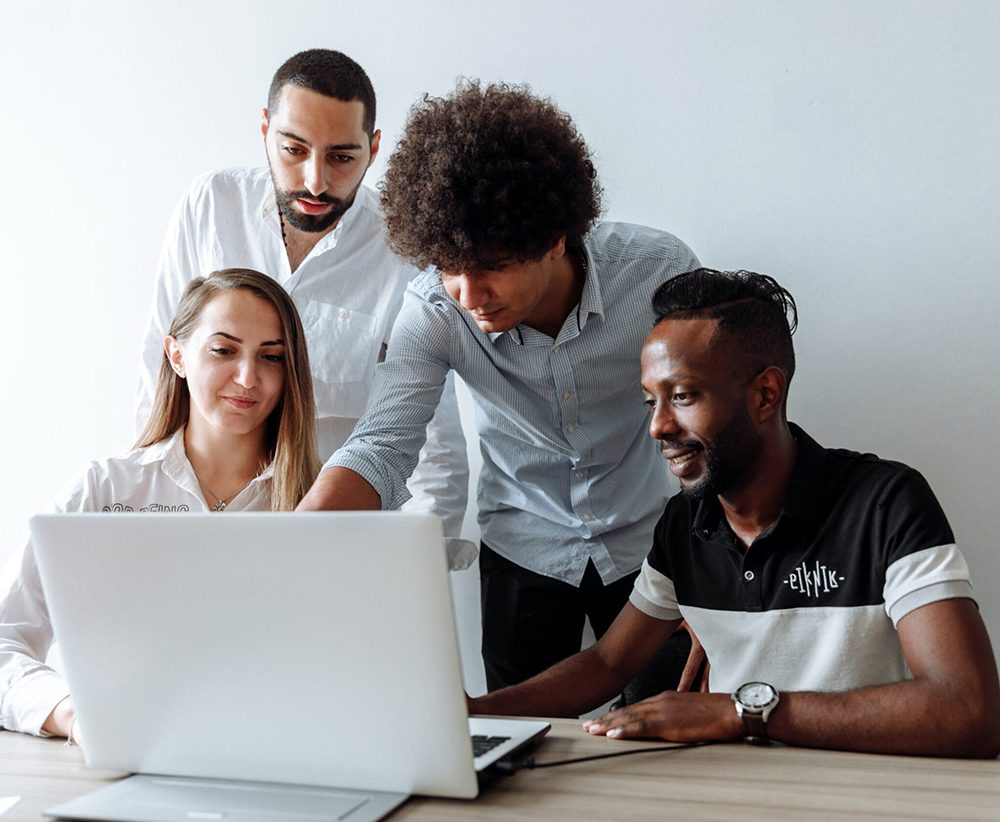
[299,299,379,418]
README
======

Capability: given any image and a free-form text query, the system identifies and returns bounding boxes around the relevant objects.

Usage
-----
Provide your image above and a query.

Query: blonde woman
[0,269,319,739]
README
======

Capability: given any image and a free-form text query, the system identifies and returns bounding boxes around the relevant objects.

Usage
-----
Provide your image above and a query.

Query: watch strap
[740,711,768,745]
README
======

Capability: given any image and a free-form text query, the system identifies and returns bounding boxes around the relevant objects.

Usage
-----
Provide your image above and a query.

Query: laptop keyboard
[472,734,511,757]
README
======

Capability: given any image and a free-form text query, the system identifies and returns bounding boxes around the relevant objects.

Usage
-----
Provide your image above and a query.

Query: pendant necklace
[200,478,255,512]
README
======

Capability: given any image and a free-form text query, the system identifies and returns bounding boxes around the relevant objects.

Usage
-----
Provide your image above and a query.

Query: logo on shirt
[102,503,191,512]
[783,561,845,599]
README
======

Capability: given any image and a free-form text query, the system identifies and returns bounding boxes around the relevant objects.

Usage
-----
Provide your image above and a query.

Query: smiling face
[641,317,765,502]
[166,290,286,443]
[262,84,380,233]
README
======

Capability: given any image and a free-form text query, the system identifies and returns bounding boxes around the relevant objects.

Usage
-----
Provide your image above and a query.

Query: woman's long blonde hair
[136,268,320,510]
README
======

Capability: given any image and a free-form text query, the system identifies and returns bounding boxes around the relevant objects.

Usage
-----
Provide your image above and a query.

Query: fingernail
[607,728,622,738]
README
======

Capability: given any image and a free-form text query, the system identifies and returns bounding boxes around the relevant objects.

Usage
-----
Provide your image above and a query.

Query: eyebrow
[644,372,697,384]
[640,374,700,395]
[210,332,285,346]
[276,129,363,152]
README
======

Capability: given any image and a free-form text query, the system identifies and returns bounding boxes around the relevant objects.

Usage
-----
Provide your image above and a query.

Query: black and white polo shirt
[629,424,974,694]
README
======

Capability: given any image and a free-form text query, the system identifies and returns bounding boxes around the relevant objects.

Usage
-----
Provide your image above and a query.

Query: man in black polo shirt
[471,268,1000,758]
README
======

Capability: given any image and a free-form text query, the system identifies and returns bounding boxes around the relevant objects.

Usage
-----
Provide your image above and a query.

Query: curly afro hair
[380,80,603,272]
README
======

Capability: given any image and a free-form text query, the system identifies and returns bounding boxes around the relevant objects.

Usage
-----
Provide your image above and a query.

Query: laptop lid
[31,512,483,800]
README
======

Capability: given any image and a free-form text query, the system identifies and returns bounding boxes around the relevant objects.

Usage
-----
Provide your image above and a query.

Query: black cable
[494,740,715,773]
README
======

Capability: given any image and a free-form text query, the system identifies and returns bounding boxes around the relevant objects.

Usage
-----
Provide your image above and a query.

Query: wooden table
[2,719,999,820]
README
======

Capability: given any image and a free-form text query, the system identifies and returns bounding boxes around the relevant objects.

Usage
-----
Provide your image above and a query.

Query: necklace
[200,477,255,512]
[279,207,288,248]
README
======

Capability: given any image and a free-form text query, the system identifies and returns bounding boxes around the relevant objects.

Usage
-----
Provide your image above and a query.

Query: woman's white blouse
[0,430,272,735]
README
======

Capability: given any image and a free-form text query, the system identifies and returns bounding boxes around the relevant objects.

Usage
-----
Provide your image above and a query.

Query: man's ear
[165,337,185,378]
[751,366,786,422]
[367,129,381,168]
[260,108,269,140]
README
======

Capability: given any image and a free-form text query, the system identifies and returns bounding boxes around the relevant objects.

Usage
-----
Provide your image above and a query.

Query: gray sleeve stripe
[629,588,682,621]
[888,580,976,626]
[883,543,969,616]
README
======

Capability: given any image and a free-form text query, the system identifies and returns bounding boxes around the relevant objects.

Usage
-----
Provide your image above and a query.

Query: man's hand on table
[582,690,741,743]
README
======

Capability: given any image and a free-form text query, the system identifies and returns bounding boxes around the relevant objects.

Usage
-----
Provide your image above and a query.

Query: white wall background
[3,0,998,694]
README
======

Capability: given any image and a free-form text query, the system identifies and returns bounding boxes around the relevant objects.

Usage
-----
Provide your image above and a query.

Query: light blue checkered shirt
[326,223,699,585]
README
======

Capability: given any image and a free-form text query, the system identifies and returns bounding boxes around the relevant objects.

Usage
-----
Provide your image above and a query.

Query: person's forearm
[400,372,469,538]
[472,607,681,718]
[769,602,1000,758]
[296,467,382,512]
[583,677,1000,756]
[472,645,630,719]
[768,679,1000,758]
[586,601,1000,756]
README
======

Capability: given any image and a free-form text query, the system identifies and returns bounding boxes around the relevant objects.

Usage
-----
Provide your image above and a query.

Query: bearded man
[137,49,468,545]
[469,268,1000,759]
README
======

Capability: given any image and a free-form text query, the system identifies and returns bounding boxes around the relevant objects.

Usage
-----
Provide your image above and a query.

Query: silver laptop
[30,512,549,822]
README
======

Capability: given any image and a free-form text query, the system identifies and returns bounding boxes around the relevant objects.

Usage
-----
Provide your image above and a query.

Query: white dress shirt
[137,168,469,541]
[0,430,271,736]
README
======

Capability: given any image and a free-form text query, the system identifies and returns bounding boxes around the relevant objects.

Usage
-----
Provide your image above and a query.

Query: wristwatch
[732,681,780,745]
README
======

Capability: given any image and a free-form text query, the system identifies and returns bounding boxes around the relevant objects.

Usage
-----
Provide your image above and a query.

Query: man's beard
[666,404,763,503]
[272,177,361,233]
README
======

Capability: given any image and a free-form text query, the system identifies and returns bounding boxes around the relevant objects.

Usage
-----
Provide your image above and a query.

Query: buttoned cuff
[445,538,479,571]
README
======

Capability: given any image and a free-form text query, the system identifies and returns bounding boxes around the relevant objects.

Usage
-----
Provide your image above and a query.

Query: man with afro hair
[300,81,701,698]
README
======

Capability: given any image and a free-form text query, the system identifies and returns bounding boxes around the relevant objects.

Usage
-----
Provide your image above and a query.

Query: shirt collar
[576,239,605,326]
[134,427,275,483]
[487,239,605,346]
[259,176,281,232]
[134,427,186,467]
[777,423,828,521]
[690,422,827,540]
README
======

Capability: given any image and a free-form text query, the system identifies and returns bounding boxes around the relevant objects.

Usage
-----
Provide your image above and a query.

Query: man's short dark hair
[652,268,798,389]
[380,80,602,272]
[267,49,376,136]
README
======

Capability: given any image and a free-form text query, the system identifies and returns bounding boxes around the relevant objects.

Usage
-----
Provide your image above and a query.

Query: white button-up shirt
[0,431,270,736]
[137,168,469,539]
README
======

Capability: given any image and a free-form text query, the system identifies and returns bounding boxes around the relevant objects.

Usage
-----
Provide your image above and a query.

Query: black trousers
[479,543,690,704]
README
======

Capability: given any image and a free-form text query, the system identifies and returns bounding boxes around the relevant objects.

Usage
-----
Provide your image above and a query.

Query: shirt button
[744,570,755,582]
[562,390,572,400]
[567,423,575,432]
[553,345,560,353]
[575,470,584,479]
[582,514,593,521]
[339,309,349,320]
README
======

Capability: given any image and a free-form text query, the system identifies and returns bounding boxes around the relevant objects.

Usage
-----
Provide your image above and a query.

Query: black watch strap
[741,711,768,744]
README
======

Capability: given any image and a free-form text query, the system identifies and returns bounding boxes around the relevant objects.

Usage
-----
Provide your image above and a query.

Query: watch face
[738,682,776,708]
